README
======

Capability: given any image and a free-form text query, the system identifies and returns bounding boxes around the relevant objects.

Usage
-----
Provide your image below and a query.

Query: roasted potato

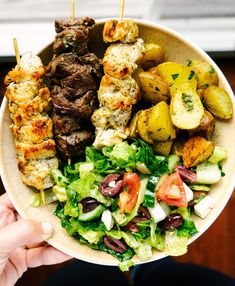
[137,109,154,144]
[188,60,218,89]
[146,101,176,141]
[170,67,197,95]
[132,66,144,90]
[138,71,169,104]
[203,85,233,119]
[148,66,159,74]
[189,110,215,138]
[156,62,184,86]
[170,83,204,130]
[139,43,164,69]
[153,140,173,156]
[182,136,214,168]
[128,111,140,138]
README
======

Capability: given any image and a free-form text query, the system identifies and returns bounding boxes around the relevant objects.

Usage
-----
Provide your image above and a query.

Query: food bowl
[0,18,235,266]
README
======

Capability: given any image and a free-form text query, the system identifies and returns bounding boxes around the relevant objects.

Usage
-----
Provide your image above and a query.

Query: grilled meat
[92,20,144,149]
[103,19,139,43]
[47,17,102,160]
[4,52,59,190]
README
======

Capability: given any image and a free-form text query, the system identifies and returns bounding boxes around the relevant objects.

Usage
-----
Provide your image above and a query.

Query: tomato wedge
[156,171,187,207]
[118,173,140,213]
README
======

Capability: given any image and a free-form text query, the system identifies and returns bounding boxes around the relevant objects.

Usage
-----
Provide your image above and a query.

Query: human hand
[0,193,71,286]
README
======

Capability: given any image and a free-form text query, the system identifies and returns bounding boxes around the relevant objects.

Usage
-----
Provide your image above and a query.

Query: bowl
[0,18,235,266]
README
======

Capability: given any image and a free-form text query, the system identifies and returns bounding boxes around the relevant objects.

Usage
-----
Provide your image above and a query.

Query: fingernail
[41,222,53,238]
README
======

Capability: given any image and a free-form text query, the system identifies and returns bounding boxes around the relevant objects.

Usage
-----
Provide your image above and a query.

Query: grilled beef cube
[53,29,89,55]
[52,113,83,136]
[77,53,103,80]
[51,87,98,119]
[56,130,94,160]
[55,17,95,33]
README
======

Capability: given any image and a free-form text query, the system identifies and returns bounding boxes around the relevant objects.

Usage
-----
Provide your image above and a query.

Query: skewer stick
[13,38,20,65]
[70,0,75,21]
[119,0,125,22]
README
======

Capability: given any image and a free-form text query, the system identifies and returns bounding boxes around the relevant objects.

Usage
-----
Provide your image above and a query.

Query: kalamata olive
[99,173,124,197]
[161,213,183,232]
[132,206,151,222]
[174,165,197,183]
[80,197,100,213]
[123,221,139,233]
[188,191,206,207]
[103,236,126,253]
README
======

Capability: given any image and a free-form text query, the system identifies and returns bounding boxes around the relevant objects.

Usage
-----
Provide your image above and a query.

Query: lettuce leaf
[165,230,188,256]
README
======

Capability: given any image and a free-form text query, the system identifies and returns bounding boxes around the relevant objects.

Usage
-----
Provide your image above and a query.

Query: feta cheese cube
[194,195,215,219]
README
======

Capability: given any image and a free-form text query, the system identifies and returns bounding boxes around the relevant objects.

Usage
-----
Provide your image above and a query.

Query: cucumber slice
[78,205,105,221]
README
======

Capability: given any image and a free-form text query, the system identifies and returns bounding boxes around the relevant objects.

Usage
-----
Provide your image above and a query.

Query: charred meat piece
[56,130,94,160]
[53,29,89,55]
[55,17,95,33]
[52,113,83,136]
[51,87,98,119]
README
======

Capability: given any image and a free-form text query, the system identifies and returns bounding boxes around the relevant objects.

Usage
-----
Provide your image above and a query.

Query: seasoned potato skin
[182,136,214,168]
[139,43,164,70]
[137,109,154,144]
[189,110,215,138]
[128,111,140,138]
[138,71,169,104]
[153,140,173,156]
[203,85,233,119]
[189,61,218,89]
[147,101,176,141]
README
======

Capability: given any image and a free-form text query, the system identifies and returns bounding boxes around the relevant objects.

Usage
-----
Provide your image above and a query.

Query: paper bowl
[0,19,235,266]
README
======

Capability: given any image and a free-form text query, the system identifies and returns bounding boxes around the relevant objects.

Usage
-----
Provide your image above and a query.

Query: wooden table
[0,58,235,285]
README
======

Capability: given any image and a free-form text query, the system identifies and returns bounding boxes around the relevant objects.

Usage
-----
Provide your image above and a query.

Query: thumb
[0,219,53,257]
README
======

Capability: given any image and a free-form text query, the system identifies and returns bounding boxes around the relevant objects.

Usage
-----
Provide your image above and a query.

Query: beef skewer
[4,41,59,193]
[47,17,103,161]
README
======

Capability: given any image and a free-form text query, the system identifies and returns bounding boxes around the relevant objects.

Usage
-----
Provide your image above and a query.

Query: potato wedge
[128,111,141,138]
[189,60,218,89]
[137,109,153,144]
[147,101,176,141]
[203,85,233,119]
[182,136,214,168]
[139,43,164,69]
[153,140,173,156]
[156,62,184,86]
[170,83,204,130]
[132,66,144,89]
[189,110,215,138]
[138,71,169,104]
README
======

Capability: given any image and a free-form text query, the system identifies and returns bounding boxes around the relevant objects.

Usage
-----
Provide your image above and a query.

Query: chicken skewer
[4,43,59,193]
[92,5,145,149]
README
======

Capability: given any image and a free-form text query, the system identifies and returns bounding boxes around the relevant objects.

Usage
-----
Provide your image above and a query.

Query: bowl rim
[1,18,235,266]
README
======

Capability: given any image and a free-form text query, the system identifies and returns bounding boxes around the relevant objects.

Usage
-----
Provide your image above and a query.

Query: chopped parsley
[171,73,179,80]
[209,65,215,74]
[182,93,194,111]
[188,70,195,80]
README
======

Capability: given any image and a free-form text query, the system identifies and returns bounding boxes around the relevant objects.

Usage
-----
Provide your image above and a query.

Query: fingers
[26,246,72,268]
[0,204,16,228]
[0,193,15,210]
[0,219,53,257]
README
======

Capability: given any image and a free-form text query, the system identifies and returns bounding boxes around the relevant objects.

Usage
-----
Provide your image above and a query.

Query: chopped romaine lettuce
[118,259,134,272]
[165,230,188,256]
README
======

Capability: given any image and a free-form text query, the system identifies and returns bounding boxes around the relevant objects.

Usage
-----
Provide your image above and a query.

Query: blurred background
[1,0,235,58]
[0,0,235,285]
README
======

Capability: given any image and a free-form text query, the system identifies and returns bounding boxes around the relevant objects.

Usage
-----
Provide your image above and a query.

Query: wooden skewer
[13,38,20,65]
[119,0,125,22]
[70,0,75,21]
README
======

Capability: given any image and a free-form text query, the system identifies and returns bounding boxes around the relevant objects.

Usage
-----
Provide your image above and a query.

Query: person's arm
[0,193,71,286]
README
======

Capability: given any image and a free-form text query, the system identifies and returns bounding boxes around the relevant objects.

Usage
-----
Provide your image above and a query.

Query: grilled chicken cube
[103,38,145,78]
[103,19,139,43]
[93,128,129,149]
[98,74,140,110]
